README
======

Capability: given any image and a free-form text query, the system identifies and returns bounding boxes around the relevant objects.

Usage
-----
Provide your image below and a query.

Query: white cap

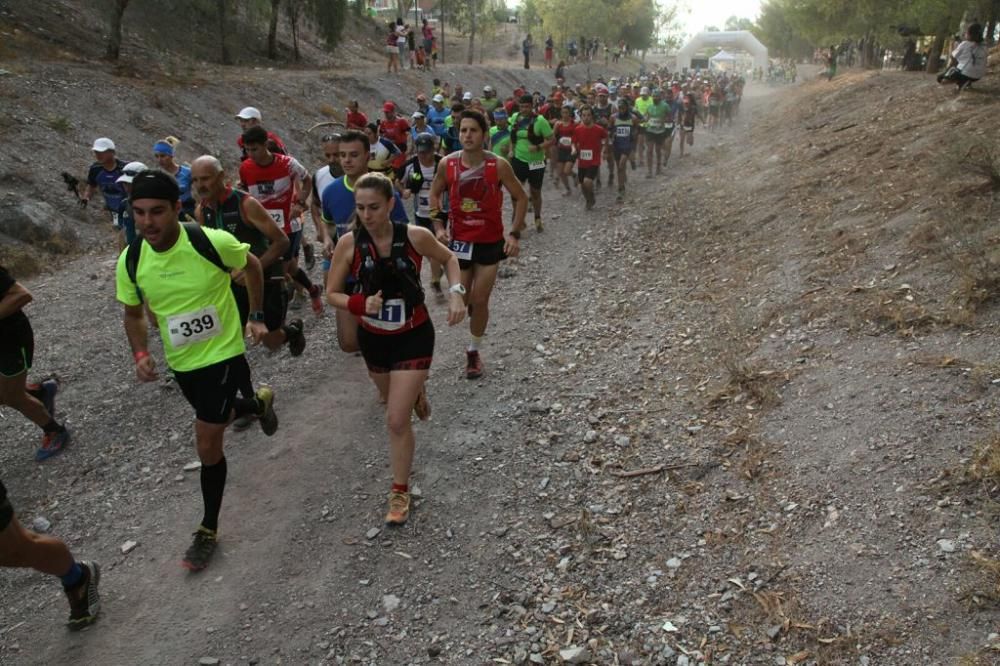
[116,161,148,184]
[92,137,116,152]
[412,111,425,118]
[235,106,262,120]
[640,86,650,95]
[483,85,493,92]
[432,94,445,103]
[462,92,473,101]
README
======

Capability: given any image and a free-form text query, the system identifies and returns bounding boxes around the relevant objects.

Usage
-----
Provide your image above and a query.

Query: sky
[674,0,762,36]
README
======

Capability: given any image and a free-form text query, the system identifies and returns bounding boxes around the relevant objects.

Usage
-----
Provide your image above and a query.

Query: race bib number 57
[167,305,222,348]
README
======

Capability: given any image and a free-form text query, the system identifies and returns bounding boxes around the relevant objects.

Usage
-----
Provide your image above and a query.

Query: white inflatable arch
[676,30,768,70]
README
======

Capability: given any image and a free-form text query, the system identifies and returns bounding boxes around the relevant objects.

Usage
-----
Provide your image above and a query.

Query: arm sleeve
[204,227,250,271]
[114,248,142,306]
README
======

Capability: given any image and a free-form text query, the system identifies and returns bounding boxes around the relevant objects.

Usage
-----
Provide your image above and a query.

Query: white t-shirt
[396,25,407,46]
[953,40,988,80]
[402,160,438,218]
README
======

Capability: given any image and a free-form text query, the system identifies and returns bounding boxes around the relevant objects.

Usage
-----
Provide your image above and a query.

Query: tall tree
[268,0,282,59]
[217,0,231,64]
[286,0,304,61]
[105,0,131,61]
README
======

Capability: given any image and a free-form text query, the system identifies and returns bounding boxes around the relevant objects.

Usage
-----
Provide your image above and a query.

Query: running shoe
[385,491,411,525]
[308,284,324,315]
[40,378,59,418]
[303,242,316,271]
[66,561,101,631]
[414,387,431,421]
[535,218,544,232]
[286,318,306,357]
[181,527,217,572]
[35,428,71,462]
[289,290,304,311]
[256,385,278,436]
[466,350,484,379]
[232,414,257,431]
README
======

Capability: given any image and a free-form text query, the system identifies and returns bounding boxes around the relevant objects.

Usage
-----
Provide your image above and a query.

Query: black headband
[130,170,179,203]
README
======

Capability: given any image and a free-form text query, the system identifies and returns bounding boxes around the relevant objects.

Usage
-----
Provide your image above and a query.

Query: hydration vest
[354,222,425,311]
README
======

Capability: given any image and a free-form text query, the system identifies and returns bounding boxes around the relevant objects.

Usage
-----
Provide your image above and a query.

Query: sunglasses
[321,134,342,142]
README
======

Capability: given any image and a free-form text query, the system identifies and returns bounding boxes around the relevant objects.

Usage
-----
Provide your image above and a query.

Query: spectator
[938,23,988,91]
[544,35,554,69]
[523,33,533,70]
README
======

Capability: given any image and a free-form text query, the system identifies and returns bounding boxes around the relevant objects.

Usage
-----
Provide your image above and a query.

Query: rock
[766,624,783,639]
[529,401,550,414]
[676,656,690,666]
[31,516,51,533]
[383,594,401,612]
[198,659,220,666]
[665,557,682,569]
[584,430,598,443]
[937,539,956,553]
[513,646,528,664]
[0,197,78,247]
[541,602,556,613]
[662,620,679,632]
[366,527,381,540]
[559,646,591,664]
[529,654,545,664]
[120,540,138,554]
[373,616,389,627]
[183,461,201,472]
[614,435,630,447]
[428,646,442,659]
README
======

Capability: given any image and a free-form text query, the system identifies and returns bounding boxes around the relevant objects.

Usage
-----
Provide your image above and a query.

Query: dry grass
[858,289,937,335]
[967,434,1000,484]
[318,102,339,118]
[961,551,1000,610]
[708,354,784,409]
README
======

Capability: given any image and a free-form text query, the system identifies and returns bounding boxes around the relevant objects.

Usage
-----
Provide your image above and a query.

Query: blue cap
[493,110,508,120]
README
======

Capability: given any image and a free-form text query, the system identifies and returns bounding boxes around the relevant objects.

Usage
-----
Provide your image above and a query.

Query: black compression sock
[199,457,228,532]
[293,268,313,290]
[233,396,262,418]
[42,420,65,434]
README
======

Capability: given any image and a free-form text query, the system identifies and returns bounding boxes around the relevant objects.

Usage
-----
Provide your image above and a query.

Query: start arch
[676,30,768,70]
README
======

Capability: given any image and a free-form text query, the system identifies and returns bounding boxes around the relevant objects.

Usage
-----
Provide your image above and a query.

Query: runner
[643,87,674,178]
[509,94,554,231]
[408,112,437,155]
[379,102,411,170]
[429,110,529,379]
[309,133,344,284]
[553,105,577,196]
[116,170,278,571]
[235,107,285,159]
[84,138,128,246]
[571,105,608,210]
[399,132,448,294]
[326,173,465,525]
[345,100,368,130]
[115,161,148,246]
[611,98,640,202]
[426,94,450,140]
[0,479,100,630]
[366,122,403,176]
[481,86,500,114]
[591,84,615,189]
[238,126,325,316]
[193,156,302,360]
[633,86,652,167]
[320,130,410,352]
[679,93,698,158]
[488,109,512,158]
[0,266,70,461]
[153,136,195,217]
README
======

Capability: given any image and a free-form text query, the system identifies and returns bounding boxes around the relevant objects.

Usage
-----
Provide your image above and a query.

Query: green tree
[724,15,754,31]
[105,0,131,60]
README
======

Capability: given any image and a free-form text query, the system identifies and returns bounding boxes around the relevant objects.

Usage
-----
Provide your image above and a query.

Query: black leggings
[937,67,978,88]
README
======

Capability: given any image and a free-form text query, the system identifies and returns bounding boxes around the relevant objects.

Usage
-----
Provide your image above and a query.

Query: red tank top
[446,154,504,244]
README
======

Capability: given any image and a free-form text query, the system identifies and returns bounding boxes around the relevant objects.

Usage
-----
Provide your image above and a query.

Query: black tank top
[202,189,283,279]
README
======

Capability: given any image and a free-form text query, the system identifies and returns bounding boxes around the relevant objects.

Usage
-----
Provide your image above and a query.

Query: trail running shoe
[40,378,59,417]
[308,284,324,315]
[181,527,218,572]
[35,429,70,462]
[385,491,411,526]
[535,218,544,232]
[303,242,316,270]
[256,385,278,436]
[66,561,101,631]
[286,318,306,357]
[465,350,484,380]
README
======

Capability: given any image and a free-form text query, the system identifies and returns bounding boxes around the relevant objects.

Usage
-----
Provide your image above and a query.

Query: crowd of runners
[0,64,746,631]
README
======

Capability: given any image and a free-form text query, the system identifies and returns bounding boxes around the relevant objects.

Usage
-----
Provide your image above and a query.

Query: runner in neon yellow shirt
[508,94,554,231]
[633,86,653,168]
[115,170,278,573]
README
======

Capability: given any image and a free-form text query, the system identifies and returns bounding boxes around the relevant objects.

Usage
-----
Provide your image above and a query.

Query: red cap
[383,102,396,113]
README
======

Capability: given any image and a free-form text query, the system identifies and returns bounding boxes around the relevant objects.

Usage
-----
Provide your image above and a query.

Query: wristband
[509,230,521,240]
[134,350,150,364]
[347,293,367,317]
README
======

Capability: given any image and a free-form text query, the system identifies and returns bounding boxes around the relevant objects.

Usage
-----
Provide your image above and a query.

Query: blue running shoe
[35,428,71,462]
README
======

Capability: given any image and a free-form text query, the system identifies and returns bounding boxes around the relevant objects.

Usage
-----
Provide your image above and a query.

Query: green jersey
[489,125,512,156]
[116,226,250,372]
[644,100,674,135]
[509,112,554,164]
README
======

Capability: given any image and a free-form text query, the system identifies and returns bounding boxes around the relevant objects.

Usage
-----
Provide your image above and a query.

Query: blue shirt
[321,175,409,240]
[87,159,127,212]
[426,106,450,137]
[175,164,194,210]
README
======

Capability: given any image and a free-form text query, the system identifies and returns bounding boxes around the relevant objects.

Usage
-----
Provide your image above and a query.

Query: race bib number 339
[167,305,223,348]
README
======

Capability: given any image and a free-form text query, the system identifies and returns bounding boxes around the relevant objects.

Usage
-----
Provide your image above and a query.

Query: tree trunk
[925,34,945,73]
[440,0,446,63]
[217,0,231,64]
[467,0,476,64]
[268,0,281,60]
[288,2,300,61]
[105,0,130,61]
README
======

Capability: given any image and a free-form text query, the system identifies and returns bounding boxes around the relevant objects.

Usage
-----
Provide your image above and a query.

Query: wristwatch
[249,311,266,322]
[449,284,467,295]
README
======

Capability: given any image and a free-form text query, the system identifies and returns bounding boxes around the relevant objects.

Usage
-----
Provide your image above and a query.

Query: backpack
[125,222,228,303]
[354,222,424,308]
[403,154,441,194]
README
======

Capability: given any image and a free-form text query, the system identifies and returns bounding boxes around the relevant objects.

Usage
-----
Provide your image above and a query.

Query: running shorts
[0,478,12,532]
[511,157,546,190]
[578,166,599,183]
[233,280,288,332]
[456,238,506,270]
[646,131,669,145]
[613,146,632,162]
[283,229,303,262]
[173,354,251,424]
[358,318,434,374]
[0,317,33,377]
[557,147,575,163]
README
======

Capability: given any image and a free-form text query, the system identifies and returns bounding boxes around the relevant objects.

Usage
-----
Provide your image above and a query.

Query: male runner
[116,170,278,571]
[84,138,128,240]
[0,266,69,461]
[239,127,324,315]
[643,88,674,177]
[489,110,512,158]
[309,133,344,282]
[633,86,653,167]
[611,98,641,201]
[235,107,285,159]
[571,106,608,210]
[399,132,447,293]
[0,479,100,629]
[509,95,554,231]
[591,84,615,188]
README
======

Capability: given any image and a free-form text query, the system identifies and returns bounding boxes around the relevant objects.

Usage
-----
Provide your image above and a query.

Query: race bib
[450,240,474,260]
[615,126,630,138]
[683,125,694,132]
[267,209,286,228]
[418,194,430,214]
[648,117,664,128]
[529,160,546,171]
[167,305,222,348]
[664,122,674,130]
[559,137,572,147]
[363,298,406,332]
[289,217,303,233]
[580,149,593,161]
[110,212,121,228]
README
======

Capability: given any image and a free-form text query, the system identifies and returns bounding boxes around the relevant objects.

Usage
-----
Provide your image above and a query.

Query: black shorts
[613,146,632,162]
[578,166,599,182]
[233,280,288,331]
[646,131,670,144]
[173,354,251,424]
[358,318,434,374]
[511,157,546,190]
[456,238,506,270]
[557,147,575,163]
[0,479,12,532]
[0,317,33,378]
[282,229,303,262]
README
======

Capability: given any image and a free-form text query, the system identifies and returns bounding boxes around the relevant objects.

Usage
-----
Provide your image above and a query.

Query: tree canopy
[532,0,672,51]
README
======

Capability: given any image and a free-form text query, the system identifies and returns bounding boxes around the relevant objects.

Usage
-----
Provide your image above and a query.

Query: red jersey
[572,124,608,168]
[238,153,308,235]
[380,117,411,148]
[446,154,505,244]
[346,110,368,129]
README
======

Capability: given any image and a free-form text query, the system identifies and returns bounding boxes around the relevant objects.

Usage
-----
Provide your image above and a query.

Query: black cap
[129,170,180,203]
[414,132,436,152]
